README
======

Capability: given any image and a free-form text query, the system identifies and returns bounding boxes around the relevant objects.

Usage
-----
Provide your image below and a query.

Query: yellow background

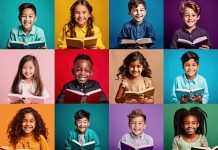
[55,0,109,49]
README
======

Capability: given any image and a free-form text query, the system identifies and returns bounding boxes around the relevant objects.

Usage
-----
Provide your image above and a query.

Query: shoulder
[88,80,101,87]
[173,135,182,141]
[196,27,208,34]
[10,26,20,32]
[143,77,152,83]
[63,80,77,88]
[142,20,153,27]
[68,129,78,137]
[173,28,184,35]
[86,128,98,137]
[175,75,184,81]
[121,133,131,140]
[196,74,207,82]
[93,25,100,31]
[142,132,153,140]
[122,20,134,28]
[39,134,47,141]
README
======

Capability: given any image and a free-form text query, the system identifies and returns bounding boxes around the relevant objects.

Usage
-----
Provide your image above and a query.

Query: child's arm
[36,28,47,49]
[115,83,126,103]
[93,26,105,49]
[171,79,180,104]
[56,85,67,103]
[139,78,154,104]
[57,25,68,49]
[6,29,16,49]
[146,23,157,49]
[170,32,178,49]
[117,25,129,48]
[39,135,49,150]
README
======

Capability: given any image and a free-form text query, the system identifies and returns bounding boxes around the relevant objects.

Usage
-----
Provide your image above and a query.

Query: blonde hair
[180,0,201,16]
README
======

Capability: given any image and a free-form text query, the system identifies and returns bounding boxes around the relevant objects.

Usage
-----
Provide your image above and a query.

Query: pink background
[0,50,54,104]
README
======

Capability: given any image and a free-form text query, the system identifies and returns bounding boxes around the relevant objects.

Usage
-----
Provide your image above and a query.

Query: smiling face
[22,60,35,82]
[129,116,146,137]
[129,60,143,78]
[183,59,199,80]
[75,117,90,134]
[73,4,90,28]
[182,115,199,135]
[129,4,146,24]
[183,7,200,30]
[22,113,36,136]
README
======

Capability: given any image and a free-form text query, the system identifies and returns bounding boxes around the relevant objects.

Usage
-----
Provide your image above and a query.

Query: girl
[58,0,105,49]
[115,51,154,104]
[173,107,208,150]
[9,55,49,104]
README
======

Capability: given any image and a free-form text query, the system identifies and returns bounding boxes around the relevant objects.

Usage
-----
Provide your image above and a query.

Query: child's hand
[38,46,48,49]
[10,100,24,104]
[0,146,11,150]
[199,45,209,49]
[190,94,203,103]
[181,95,189,104]
[85,46,98,49]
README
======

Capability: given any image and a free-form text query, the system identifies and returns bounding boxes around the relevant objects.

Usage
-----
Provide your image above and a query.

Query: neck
[23,132,33,138]
[24,78,33,83]
[185,74,197,81]
[77,24,87,28]
[184,25,197,33]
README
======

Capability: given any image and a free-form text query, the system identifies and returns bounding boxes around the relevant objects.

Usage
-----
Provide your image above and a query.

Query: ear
[144,10,147,16]
[197,15,200,21]
[72,68,75,75]
[87,121,90,127]
[128,11,131,15]
[34,16,37,22]
[143,123,146,130]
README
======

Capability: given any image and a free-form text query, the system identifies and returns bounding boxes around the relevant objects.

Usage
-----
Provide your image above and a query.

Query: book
[121,141,154,150]
[8,93,44,104]
[70,140,95,150]
[175,88,205,99]
[177,36,208,49]
[191,146,218,150]
[66,36,97,49]
[124,87,155,97]
[64,88,102,104]
[9,41,45,49]
[120,38,153,48]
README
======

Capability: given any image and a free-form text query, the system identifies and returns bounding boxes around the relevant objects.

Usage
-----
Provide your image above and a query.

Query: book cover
[64,88,102,104]
[175,88,205,99]
[191,146,218,150]
[124,87,155,97]
[177,36,208,49]
[121,141,154,150]
[71,140,95,150]
[66,36,97,49]
[8,93,45,104]
[9,41,45,49]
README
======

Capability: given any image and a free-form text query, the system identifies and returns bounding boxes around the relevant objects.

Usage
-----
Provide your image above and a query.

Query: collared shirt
[57,24,105,49]
[171,74,209,104]
[118,132,154,150]
[56,80,108,103]
[65,128,100,150]
[117,19,156,49]
[7,25,47,48]
[170,26,212,49]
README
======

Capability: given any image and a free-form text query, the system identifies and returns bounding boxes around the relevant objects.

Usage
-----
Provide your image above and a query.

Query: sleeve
[117,25,129,48]
[98,92,108,103]
[202,78,209,104]
[146,24,156,49]
[147,135,154,145]
[6,29,16,48]
[94,26,105,49]
[56,84,67,103]
[65,132,73,150]
[171,78,180,104]
[42,88,50,100]
[170,31,178,49]
[172,136,179,150]
[201,135,208,147]
[39,135,49,150]
[37,28,47,47]
[93,132,100,150]
[204,30,212,48]
[57,25,67,49]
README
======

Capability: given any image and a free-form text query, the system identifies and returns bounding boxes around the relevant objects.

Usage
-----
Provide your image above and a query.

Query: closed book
[121,141,154,150]
[9,41,45,49]
[71,140,95,150]
[8,93,44,104]
[66,36,97,49]
[177,36,208,49]
[175,88,205,99]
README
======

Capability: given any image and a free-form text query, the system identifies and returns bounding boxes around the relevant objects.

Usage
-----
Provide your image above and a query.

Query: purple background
[109,104,163,150]
[164,0,218,49]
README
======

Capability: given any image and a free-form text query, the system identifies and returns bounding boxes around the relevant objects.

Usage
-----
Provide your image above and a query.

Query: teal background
[164,50,218,104]
[55,104,109,150]
[0,0,54,49]
[164,104,218,149]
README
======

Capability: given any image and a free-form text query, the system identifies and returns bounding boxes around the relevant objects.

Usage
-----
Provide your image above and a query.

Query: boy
[65,110,100,150]
[118,109,154,149]
[171,51,209,104]
[117,0,156,49]
[7,3,47,49]
[170,0,211,49]
[56,54,108,103]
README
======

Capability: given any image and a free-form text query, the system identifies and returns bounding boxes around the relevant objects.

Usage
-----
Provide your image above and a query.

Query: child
[56,54,108,103]
[172,107,208,149]
[117,0,156,49]
[115,51,154,104]
[2,107,49,149]
[9,55,49,103]
[65,109,100,150]
[7,3,47,49]
[57,0,105,49]
[171,51,209,104]
[118,109,154,149]
[170,0,211,49]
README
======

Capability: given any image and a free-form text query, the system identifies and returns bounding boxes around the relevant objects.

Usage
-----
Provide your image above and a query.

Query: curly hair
[7,107,48,146]
[128,109,146,124]
[117,51,152,79]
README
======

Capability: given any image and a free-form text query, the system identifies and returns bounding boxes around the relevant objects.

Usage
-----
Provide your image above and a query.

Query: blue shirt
[117,19,156,49]
[65,128,100,150]
[7,25,47,48]
[171,74,209,104]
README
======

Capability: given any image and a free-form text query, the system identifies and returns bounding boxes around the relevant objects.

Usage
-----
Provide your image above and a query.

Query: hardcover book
[66,36,97,49]
[124,87,155,97]
[121,141,154,150]
[175,88,205,99]
[71,140,95,150]
[9,41,45,49]
[177,36,208,49]
[8,93,44,104]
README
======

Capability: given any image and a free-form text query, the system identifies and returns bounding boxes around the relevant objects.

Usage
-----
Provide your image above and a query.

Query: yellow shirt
[58,24,105,49]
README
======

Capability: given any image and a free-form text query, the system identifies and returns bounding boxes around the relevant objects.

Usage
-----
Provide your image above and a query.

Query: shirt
[118,132,154,150]
[117,19,156,49]
[171,74,209,104]
[170,26,211,49]
[57,24,105,49]
[7,25,47,48]
[65,128,100,150]
[56,80,108,103]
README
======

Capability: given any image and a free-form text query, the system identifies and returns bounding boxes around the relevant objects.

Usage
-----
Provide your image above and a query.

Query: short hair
[128,0,146,12]
[181,51,199,65]
[19,3,37,16]
[128,109,146,124]
[180,0,201,16]
[74,110,90,121]
[74,54,93,65]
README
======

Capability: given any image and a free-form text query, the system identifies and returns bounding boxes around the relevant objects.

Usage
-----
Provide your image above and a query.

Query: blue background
[164,50,218,104]
[0,0,54,49]
[55,104,109,150]
[109,0,163,49]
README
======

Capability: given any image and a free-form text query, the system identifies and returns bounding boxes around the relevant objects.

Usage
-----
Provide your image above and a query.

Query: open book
[121,141,154,150]
[191,146,218,150]
[8,93,44,104]
[120,38,153,48]
[66,36,97,49]
[9,41,45,49]
[124,87,155,97]
[177,36,208,49]
[64,88,102,104]
[175,88,204,99]
[71,140,95,150]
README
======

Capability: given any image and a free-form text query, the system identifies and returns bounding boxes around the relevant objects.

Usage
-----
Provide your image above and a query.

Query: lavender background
[109,104,163,150]
[164,0,218,49]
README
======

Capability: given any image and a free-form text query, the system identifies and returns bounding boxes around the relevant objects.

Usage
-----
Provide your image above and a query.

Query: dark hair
[65,0,94,38]
[74,54,93,65]
[117,51,151,79]
[11,55,44,96]
[74,109,90,121]
[19,3,37,16]
[181,51,199,65]
[180,0,201,16]
[128,109,146,124]
[174,107,207,136]
[7,107,48,147]
[128,0,146,12]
